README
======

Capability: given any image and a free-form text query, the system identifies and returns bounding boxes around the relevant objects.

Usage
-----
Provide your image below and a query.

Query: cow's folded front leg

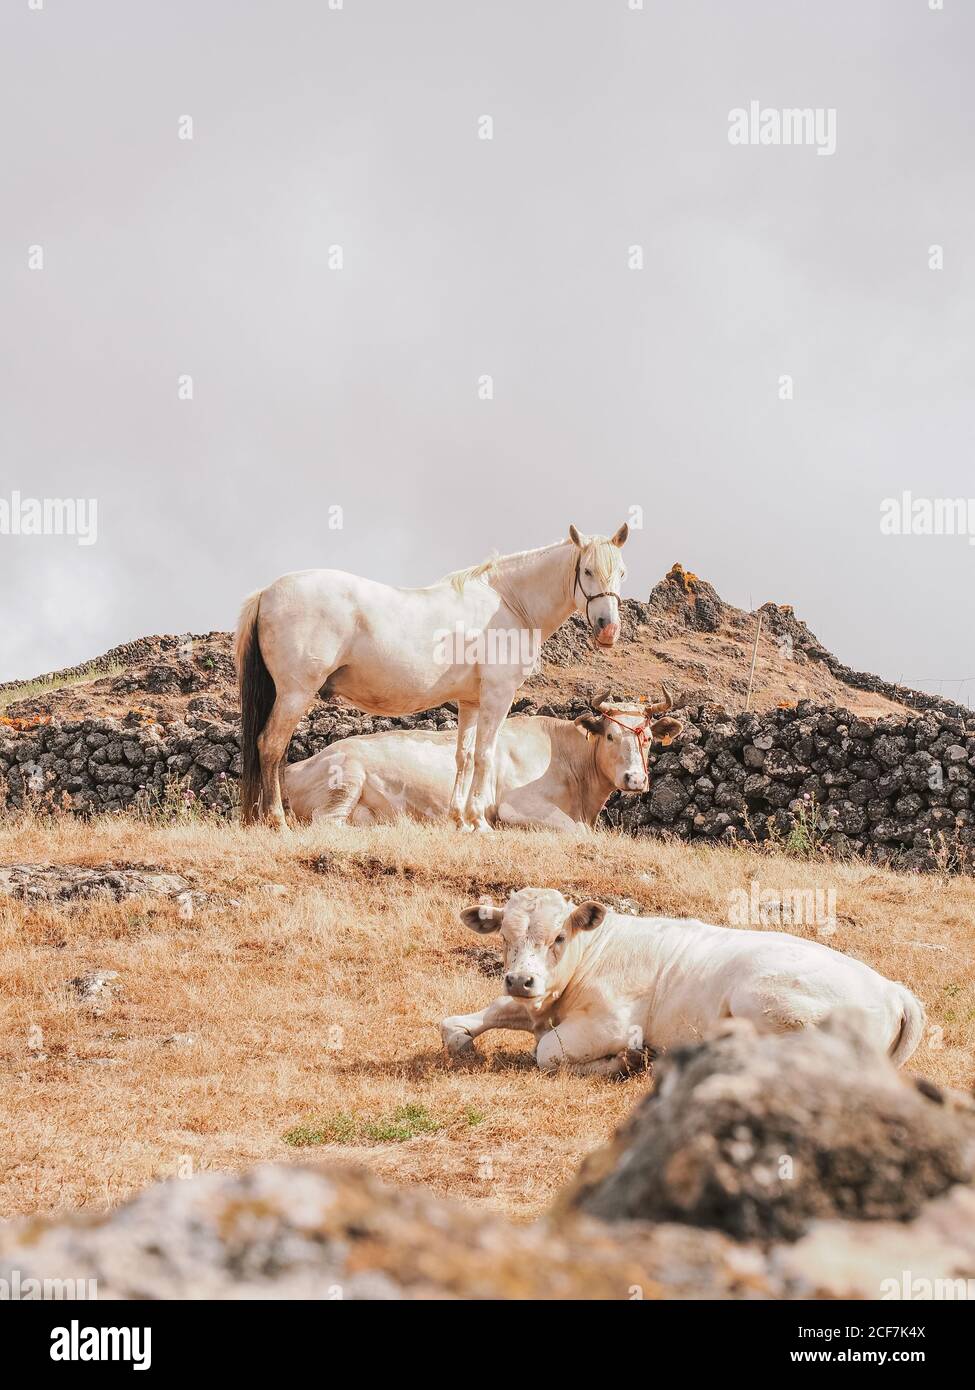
[534,1019,632,1077]
[440,995,538,1058]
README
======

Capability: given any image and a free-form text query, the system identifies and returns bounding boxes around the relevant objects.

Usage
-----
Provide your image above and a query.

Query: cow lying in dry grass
[440,888,926,1077]
[282,691,682,832]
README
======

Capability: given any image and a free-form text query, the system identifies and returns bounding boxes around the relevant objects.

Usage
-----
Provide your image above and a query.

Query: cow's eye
[555,934,566,945]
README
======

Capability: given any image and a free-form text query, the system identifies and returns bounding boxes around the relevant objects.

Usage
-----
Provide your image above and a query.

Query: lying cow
[282,688,683,830]
[440,888,926,1076]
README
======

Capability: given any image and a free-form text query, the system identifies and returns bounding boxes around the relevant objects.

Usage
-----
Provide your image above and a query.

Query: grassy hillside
[1,814,971,1223]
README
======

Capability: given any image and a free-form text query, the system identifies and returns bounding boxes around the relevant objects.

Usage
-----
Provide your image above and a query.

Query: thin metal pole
[745,612,763,711]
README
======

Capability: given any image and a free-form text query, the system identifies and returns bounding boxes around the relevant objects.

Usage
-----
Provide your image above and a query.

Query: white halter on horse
[235,523,630,830]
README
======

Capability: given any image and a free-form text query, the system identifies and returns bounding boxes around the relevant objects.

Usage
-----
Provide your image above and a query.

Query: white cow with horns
[281,688,682,830]
[440,888,926,1077]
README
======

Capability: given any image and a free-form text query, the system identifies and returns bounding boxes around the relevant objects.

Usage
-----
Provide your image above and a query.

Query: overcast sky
[1,0,973,702]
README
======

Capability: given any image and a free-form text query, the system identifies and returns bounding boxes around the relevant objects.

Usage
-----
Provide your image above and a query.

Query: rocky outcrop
[647,563,727,633]
[2,1022,974,1299]
[0,863,192,903]
[564,1015,975,1241]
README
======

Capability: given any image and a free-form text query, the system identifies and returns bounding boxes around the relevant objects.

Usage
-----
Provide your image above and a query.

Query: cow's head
[574,685,684,793]
[460,887,610,1001]
[568,523,628,648]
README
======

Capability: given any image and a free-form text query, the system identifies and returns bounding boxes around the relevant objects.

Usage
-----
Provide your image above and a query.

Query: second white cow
[282,691,682,831]
[441,888,926,1076]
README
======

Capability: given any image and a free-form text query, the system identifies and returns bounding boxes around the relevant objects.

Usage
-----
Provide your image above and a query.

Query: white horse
[235,524,630,829]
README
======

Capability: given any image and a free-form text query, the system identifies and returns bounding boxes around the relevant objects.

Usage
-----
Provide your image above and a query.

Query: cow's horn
[645,683,673,716]
[590,687,612,712]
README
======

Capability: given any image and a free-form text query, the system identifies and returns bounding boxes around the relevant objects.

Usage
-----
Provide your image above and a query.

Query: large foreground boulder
[564,1015,975,1242]
[0,1161,768,1301]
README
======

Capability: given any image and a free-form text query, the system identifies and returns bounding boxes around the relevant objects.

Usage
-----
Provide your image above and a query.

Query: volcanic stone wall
[0,704,460,821]
[611,697,975,872]
[2,695,974,871]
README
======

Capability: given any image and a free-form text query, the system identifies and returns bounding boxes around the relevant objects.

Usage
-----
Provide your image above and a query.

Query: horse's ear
[568,524,583,547]
[611,522,629,548]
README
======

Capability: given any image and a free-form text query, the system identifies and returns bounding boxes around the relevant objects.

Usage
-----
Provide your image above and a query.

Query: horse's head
[568,523,628,647]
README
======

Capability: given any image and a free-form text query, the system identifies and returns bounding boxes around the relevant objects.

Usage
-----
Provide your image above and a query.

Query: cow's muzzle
[505,972,541,998]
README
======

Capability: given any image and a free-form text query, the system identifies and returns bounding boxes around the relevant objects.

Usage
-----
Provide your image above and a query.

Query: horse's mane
[445,556,499,593]
[444,534,616,594]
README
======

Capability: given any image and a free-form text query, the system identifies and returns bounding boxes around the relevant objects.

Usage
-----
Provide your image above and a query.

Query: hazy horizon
[2,1,973,707]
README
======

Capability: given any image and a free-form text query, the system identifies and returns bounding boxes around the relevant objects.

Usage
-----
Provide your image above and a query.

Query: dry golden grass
[1,816,972,1224]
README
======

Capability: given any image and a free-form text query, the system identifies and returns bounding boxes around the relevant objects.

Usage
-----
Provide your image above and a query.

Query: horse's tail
[235,589,274,825]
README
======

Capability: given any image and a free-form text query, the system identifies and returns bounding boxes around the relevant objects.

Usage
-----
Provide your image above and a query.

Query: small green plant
[362,1103,439,1142]
[784,796,823,859]
[282,1101,476,1148]
[283,1113,358,1147]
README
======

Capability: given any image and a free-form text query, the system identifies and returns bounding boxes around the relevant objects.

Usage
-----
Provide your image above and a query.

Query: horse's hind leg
[258,690,314,829]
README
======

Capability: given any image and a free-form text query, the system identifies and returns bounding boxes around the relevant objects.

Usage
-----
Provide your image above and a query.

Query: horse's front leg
[440,995,539,1059]
[465,688,511,832]
[449,704,478,830]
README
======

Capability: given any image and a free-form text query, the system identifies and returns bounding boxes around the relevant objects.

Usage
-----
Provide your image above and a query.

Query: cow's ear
[568,524,583,547]
[566,901,608,933]
[610,522,629,548]
[460,903,503,934]
[649,716,683,746]
[574,714,604,737]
